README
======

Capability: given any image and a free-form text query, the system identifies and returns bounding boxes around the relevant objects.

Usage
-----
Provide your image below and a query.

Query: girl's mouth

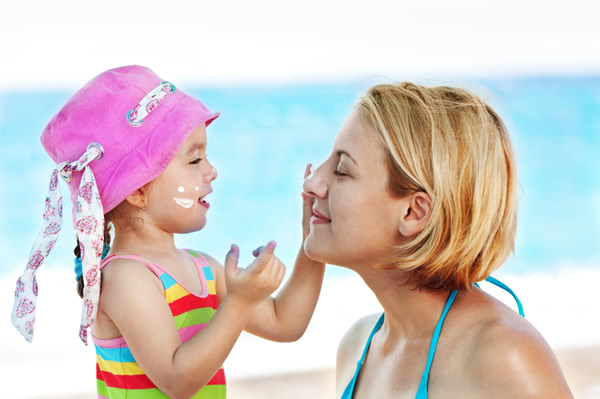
[198,197,210,209]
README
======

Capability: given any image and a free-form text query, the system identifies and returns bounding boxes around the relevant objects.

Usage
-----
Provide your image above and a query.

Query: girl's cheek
[171,185,200,209]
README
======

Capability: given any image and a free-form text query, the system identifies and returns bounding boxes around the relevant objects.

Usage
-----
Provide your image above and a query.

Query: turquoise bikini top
[340,276,525,399]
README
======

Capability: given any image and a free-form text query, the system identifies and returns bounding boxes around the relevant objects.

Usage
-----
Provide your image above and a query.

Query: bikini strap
[340,313,385,399]
[484,276,525,317]
[415,289,458,398]
[416,277,525,398]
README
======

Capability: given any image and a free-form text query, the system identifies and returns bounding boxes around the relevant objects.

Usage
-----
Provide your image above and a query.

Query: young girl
[11,65,325,399]
[302,83,573,398]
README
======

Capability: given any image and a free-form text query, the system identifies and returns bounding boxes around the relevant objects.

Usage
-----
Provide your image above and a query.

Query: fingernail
[252,248,259,257]
[230,244,239,255]
[267,240,277,249]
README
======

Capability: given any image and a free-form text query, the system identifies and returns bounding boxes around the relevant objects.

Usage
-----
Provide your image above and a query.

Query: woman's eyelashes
[334,165,349,177]
[189,157,203,165]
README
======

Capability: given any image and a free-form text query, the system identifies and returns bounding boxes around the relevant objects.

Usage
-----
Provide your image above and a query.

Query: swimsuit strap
[484,276,525,317]
[415,289,458,399]
[340,314,385,399]
[341,276,524,399]
[100,253,163,278]
[416,277,524,398]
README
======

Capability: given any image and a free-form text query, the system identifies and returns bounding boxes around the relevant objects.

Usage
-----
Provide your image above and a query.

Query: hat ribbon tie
[11,143,104,344]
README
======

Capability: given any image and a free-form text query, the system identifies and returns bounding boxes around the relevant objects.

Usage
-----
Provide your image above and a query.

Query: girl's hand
[223,241,285,309]
[300,163,314,241]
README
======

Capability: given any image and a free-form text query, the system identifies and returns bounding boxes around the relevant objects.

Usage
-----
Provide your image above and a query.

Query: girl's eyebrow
[185,142,205,156]
[336,150,359,166]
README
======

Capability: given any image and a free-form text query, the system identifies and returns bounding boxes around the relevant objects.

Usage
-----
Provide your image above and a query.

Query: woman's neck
[356,266,453,340]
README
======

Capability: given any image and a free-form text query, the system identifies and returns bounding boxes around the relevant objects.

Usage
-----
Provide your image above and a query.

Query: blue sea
[1,78,599,278]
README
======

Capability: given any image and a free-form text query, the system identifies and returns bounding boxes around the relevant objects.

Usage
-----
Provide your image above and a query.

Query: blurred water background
[1,0,600,397]
[2,78,599,278]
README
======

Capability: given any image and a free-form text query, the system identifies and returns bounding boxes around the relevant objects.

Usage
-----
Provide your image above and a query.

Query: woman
[302,83,573,398]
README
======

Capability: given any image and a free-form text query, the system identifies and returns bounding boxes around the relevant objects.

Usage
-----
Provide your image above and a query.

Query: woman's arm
[99,244,284,399]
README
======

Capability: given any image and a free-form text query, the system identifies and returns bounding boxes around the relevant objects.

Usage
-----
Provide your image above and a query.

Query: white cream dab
[177,186,185,193]
[174,197,194,208]
[195,186,200,191]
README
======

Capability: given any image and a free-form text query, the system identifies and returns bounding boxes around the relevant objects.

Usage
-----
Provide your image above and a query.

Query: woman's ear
[125,188,147,211]
[398,192,432,237]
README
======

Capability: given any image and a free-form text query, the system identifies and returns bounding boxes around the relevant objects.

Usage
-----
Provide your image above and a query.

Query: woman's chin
[303,237,328,263]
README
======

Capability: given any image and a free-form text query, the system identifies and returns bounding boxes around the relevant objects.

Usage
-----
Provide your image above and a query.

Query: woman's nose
[303,164,328,199]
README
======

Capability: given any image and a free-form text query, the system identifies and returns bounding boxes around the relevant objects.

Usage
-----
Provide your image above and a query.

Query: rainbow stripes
[94,251,226,398]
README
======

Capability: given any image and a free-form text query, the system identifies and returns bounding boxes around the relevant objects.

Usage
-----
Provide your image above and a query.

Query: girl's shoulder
[185,250,221,269]
[183,249,223,284]
[100,255,165,294]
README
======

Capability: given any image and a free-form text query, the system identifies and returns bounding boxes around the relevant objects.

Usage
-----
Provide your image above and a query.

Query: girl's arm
[98,243,284,399]
[208,164,326,342]
[207,244,324,342]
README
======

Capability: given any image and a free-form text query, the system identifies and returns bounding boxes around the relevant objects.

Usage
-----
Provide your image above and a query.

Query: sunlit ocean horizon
[1,77,598,278]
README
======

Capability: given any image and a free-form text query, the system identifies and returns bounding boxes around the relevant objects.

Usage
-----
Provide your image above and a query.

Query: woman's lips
[311,208,331,224]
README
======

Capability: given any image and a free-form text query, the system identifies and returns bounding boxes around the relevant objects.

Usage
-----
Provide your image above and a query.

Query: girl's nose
[303,164,328,199]
[205,164,218,182]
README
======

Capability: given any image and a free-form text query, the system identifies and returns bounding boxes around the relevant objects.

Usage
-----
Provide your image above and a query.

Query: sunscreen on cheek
[174,198,195,208]
[173,186,194,208]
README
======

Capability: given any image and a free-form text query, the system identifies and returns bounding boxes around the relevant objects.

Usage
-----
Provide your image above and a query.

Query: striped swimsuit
[93,250,226,399]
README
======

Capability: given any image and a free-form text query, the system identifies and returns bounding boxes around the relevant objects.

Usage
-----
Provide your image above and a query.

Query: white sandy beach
[18,351,600,399]
[3,267,600,399]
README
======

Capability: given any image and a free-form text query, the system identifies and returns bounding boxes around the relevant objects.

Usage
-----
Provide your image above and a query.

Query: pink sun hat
[41,65,220,216]
[11,65,219,344]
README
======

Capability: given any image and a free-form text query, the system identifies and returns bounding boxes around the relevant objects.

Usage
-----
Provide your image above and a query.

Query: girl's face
[145,124,217,233]
[303,110,407,269]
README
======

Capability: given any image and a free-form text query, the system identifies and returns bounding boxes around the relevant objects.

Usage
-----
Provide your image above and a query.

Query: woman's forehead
[333,111,384,162]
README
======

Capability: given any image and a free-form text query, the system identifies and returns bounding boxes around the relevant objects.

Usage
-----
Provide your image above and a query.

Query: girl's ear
[398,191,432,237]
[125,188,147,211]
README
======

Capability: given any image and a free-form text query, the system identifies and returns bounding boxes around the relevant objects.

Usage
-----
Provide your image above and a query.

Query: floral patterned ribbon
[126,81,175,126]
[11,143,104,344]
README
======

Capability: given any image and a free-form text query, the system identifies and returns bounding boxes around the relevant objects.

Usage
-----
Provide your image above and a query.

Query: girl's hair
[75,213,113,298]
[74,189,150,297]
[357,82,518,291]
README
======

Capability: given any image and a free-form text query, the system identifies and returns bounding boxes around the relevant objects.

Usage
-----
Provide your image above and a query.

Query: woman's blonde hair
[358,82,518,290]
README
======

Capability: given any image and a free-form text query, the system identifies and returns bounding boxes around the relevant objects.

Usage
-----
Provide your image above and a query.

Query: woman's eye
[190,158,202,165]
[334,170,347,177]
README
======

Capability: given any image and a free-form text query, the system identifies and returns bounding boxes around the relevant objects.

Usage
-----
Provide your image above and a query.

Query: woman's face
[303,110,407,268]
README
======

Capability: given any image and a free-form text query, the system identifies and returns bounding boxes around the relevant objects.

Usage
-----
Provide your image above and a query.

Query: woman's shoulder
[336,313,382,382]
[338,312,382,348]
[454,291,573,398]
